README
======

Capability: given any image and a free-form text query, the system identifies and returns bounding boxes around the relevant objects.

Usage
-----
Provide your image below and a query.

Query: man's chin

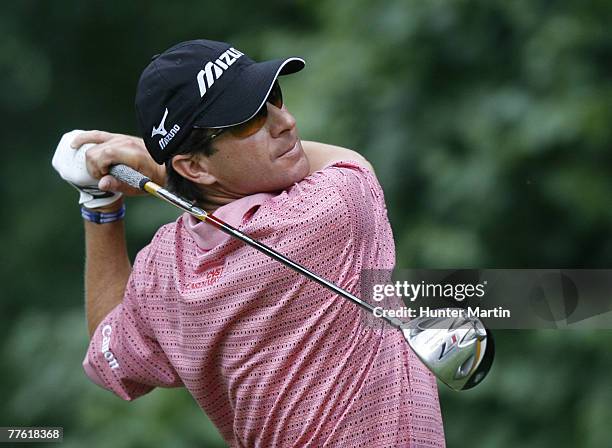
[265,166,310,193]
[292,150,311,181]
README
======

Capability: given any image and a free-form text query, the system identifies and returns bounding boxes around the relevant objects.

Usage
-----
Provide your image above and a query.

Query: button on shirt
[83,161,446,447]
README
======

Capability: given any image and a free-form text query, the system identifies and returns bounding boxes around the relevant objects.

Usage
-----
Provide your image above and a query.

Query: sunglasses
[197,81,283,144]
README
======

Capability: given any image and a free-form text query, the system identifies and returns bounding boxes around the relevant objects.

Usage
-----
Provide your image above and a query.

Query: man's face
[202,102,310,195]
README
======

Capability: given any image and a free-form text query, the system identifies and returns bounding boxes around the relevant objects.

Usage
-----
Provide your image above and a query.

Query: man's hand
[52,130,122,209]
[71,130,166,196]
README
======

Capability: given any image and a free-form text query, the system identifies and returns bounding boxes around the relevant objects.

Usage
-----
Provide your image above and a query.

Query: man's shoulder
[297,159,381,201]
[133,220,182,267]
[311,159,377,184]
[297,158,375,190]
[302,141,375,174]
[260,160,383,226]
[150,220,181,245]
[268,161,355,208]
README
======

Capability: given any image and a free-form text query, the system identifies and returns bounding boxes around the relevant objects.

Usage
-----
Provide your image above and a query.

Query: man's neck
[196,186,244,214]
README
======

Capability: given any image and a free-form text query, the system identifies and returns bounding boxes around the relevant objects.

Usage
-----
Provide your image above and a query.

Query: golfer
[54,39,445,447]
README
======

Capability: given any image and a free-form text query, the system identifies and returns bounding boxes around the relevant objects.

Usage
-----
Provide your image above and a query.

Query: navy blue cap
[135,39,305,164]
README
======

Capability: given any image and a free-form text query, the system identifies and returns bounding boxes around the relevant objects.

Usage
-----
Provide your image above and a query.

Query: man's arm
[59,131,159,338]
[84,199,131,337]
[302,141,375,175]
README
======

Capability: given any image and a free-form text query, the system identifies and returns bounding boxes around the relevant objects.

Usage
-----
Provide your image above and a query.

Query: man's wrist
[81,199,125,224]
[83,198,124,213]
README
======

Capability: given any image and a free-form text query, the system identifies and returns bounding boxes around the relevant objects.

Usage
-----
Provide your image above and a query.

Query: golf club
[109,163,494,391]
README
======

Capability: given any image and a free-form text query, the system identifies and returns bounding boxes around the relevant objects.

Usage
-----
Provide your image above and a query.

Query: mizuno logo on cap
[152,107,181,150]
[196,47,244,98]
[159,123,180,150]
[152,107,169,137]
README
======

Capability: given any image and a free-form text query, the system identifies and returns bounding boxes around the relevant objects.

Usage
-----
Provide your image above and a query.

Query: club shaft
[110,164,404,330]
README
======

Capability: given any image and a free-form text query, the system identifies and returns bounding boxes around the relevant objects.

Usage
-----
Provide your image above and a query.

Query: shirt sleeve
[263,158,393,278]
[322,159,386,213]
[82,245,183,401]
[323,160,393,263]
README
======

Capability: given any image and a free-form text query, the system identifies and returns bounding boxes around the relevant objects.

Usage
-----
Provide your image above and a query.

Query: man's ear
[171,153,217,186]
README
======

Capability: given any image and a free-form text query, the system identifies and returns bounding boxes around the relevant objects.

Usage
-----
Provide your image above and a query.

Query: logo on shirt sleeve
[101,324,120,370]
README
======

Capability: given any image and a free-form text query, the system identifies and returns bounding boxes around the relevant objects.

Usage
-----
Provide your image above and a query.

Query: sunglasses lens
[228,109,266,138]
[268,82,283,108]
[228,82,283,138]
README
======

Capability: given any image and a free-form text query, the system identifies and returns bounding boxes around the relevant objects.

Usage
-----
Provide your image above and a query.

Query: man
[54,39,445,447]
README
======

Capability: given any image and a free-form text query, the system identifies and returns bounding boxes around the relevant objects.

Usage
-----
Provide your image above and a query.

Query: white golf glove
[52,130,122,209]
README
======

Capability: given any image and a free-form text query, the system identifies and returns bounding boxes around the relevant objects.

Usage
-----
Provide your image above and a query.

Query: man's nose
[266,104,296,137]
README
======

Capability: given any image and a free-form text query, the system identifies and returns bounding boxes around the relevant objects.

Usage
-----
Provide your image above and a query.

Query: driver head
[402,310,495,391]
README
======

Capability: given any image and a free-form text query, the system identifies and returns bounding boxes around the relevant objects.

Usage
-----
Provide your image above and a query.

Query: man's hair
[165,128,219,205]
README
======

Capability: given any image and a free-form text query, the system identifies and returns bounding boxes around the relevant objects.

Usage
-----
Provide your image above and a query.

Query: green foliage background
[1,1,611,446]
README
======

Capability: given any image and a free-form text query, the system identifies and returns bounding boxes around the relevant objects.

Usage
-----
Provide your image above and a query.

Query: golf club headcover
[52,130,122,209]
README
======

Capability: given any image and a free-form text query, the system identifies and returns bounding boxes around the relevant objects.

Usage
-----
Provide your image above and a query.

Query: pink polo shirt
[83,160,446,447]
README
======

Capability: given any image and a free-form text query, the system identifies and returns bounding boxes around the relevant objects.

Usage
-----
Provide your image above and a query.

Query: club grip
[109,164,151,190]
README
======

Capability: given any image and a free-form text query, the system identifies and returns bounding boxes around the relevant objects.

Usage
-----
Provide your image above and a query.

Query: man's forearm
[84,200,131,337]
[302,140,375,174]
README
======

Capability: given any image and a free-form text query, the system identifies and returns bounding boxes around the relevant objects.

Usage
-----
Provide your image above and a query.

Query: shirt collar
[183,192,275,251]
